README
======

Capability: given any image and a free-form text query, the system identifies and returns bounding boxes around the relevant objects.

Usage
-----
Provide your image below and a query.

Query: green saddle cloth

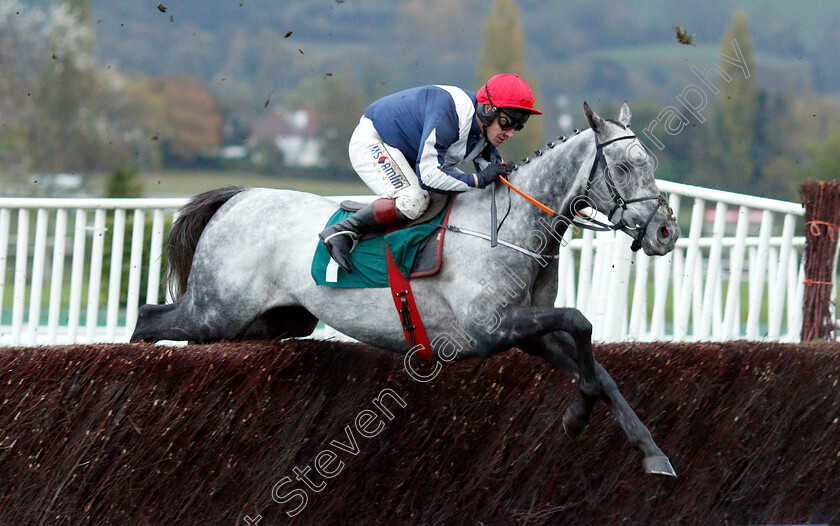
[311,199,450,288]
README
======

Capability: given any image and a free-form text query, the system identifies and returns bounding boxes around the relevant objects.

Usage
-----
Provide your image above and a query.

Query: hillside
[84,0,840,109]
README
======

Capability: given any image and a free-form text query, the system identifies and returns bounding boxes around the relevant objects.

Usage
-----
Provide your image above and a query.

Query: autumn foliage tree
[147,76,224,166]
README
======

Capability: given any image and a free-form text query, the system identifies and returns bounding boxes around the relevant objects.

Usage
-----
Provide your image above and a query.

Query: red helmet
[476,73,542,115]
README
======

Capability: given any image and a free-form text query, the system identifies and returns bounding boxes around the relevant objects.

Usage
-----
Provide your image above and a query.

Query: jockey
[318,73,542,273]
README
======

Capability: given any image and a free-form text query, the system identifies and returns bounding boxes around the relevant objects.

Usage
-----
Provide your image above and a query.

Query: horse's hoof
[562,407,587,440]
[643,456,677,478]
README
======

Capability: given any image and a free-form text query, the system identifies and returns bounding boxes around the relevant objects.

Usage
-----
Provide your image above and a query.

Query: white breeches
[348,117,430,220]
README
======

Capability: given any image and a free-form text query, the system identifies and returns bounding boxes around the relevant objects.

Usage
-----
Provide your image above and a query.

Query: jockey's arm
[416,122,500,193]
[473,144,503,172]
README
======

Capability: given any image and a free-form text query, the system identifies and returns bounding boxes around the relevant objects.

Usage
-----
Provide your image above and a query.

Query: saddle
[311,194,455,287]
[338,193,451,276]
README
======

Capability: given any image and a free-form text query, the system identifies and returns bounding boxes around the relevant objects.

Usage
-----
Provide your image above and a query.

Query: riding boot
[318,197,408,273]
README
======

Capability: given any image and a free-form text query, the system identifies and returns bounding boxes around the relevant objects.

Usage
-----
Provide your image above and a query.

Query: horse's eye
[615,163,632,177]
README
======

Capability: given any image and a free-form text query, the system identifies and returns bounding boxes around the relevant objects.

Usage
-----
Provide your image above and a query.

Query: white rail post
[106,208,126,341]
[746,211,773,339]
[0,209,10,332]
[671,247,684,328]
[591,230,614,339]
[722,206,750,338]
[767,245,779,326]
[628,251,650,339]
[555,228,576,308]
[125,209,146,338]
[649,251,672,339]
[692,254,704,337]
[576,229,595,315]
[68,210,87,342]
[47,209,68,345]
[85,209,107,342]
[26,209,49,345]
[649,193,680,339]
[146,209,166,305]
[785,249,801,341]
[563,228,576,306]
[675,198,705,339]
[11,209,30,346]
[767,214,796,339]
[603,234,633,340]
[555,235,568,307]
[698,202,726,339]
[712,272,724,339]
[791,258,806,341]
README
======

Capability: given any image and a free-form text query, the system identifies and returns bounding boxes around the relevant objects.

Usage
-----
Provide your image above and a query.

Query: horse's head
[577,101,680,256]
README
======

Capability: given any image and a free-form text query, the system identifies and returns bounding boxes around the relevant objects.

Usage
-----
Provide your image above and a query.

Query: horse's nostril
[659,226,670,239]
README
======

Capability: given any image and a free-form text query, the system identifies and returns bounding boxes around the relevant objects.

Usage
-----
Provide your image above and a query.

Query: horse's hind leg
[520,333,676,478]
[130,297,254,343]
[242,306,319,340]
[131,303,181,342]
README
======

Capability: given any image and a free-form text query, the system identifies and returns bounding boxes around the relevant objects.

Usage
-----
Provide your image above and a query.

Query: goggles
[498,110,529,131]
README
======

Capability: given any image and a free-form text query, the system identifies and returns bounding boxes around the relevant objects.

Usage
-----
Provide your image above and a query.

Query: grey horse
[132,102,681,477]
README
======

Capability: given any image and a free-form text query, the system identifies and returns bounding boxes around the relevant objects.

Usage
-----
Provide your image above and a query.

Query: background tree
[106,162,143,198]
[396,0,480,88]
[148,76,224,166]
[706,10,759,192]
[6,0,136,175]
[475,0,545,162]
[316,77,368,170]
[0,0,49,174]
[32,0,111,171]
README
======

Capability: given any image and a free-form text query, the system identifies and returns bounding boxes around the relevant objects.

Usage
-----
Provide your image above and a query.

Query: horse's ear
[584,101,605,134]
[618,101,632,126]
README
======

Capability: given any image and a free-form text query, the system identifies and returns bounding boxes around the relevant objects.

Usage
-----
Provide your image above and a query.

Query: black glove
[480,162,508,187]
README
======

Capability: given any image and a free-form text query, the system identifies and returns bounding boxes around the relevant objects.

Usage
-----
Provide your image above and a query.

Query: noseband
[575,134,668,252]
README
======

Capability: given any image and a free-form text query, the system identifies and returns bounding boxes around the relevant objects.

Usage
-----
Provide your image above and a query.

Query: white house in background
[219,145,248,160]
[248,107,325,168]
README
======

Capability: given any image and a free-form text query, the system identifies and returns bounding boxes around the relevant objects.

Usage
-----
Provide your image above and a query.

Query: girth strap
[386,247,433,359]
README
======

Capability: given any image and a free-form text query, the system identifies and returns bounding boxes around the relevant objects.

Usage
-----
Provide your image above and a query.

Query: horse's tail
[166,186,247,300]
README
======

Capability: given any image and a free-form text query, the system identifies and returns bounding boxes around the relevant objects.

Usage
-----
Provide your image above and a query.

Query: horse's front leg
[519,332,676,478]
[464,306,602,435]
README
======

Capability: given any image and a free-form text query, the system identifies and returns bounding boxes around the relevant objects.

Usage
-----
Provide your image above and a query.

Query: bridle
[439,132,674,260]
[573,133,671,252]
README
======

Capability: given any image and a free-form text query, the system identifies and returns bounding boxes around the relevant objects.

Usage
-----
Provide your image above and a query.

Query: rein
[499,174,555,215]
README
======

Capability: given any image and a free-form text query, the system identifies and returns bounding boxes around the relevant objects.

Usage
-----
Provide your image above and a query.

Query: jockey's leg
[318,197,408,272]
[318,117,429,272]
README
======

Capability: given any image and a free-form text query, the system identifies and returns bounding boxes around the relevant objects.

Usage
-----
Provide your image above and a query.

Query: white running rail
[556,180,824,342]
[0,197,185,346]
[0,182,836,346]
